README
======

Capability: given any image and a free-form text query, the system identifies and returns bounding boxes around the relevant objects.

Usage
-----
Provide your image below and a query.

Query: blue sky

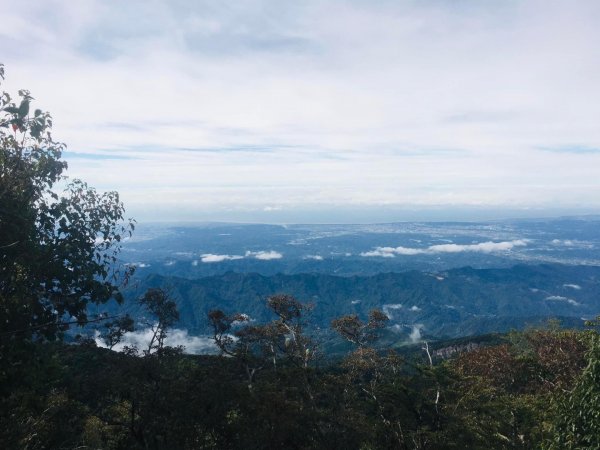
[2,0,600,222]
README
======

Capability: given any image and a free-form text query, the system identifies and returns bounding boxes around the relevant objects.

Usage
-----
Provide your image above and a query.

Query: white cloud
[409,324,424,343]
[361,239,527,257]
[232,313,254,326]
[410,305,421,311]
[4,2,600,220]
[429,240,528,253]
[304,254,323,260]
[564,283,582,290]
[382,303,403,319]
[201,253,244,263]
[95,328,217,354]
[199,251,282,262]
[360,249,398,258]
[551,239,593,248]
[245,250,283,260]
[545,295,580,306]
[383,246,424,256]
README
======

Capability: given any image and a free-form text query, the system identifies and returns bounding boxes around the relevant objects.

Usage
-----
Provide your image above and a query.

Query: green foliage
[100,314,135,350]
[0,64,137,448]
[331,309,389,347]
[0,65,135,344]
[450,328,589,449]
[545,320,600,449]
[0,305,596,449]
[209,295,318,389]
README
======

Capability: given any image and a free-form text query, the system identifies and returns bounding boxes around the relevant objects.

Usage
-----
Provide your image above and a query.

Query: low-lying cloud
[95,328,217,354]
[245,250,283,260]
[382,303,403,319]
[304,254,324,261]
[201,253,244,263]
[545,295,580,306]
[361,240,527,257]
[409,324,424,343]
[551,239,594,248]
[199,250,282,263]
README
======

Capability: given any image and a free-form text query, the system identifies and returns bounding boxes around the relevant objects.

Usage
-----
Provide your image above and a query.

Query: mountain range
[100,263,600,343]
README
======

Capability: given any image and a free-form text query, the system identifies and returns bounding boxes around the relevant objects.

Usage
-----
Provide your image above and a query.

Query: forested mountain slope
[112,264,600,339]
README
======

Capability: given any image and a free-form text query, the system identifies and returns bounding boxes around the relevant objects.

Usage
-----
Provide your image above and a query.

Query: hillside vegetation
[115,264,598,339]
[3,303,600,449]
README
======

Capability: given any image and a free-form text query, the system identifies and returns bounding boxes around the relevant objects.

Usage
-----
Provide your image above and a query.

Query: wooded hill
[3,307,600,449]
[112,264,598,339]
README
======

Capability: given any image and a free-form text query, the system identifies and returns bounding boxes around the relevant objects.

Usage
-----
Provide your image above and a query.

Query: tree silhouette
[0,63,135,345]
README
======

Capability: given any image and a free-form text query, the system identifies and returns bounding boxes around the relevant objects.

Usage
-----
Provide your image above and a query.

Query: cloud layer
[245,250,283,260]
[361,240,527,257]
[201,253,244,263]
[198,250,283,263]
[545,295,579,306]
[95,328,217,354]
[3,1,600,220]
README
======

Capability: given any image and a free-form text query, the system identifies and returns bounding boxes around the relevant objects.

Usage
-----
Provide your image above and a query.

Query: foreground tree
[209,294,318,387]
[100,314,135,350]
[331,309,389,348]
[0,64,134,347]
[0,64,137,449]
[139,288,179,355]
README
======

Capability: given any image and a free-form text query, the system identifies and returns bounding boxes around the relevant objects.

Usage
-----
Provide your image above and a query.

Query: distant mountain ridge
[112,264,600,340]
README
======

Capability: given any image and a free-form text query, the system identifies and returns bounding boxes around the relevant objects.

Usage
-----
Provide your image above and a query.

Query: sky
[2,0,600,223]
